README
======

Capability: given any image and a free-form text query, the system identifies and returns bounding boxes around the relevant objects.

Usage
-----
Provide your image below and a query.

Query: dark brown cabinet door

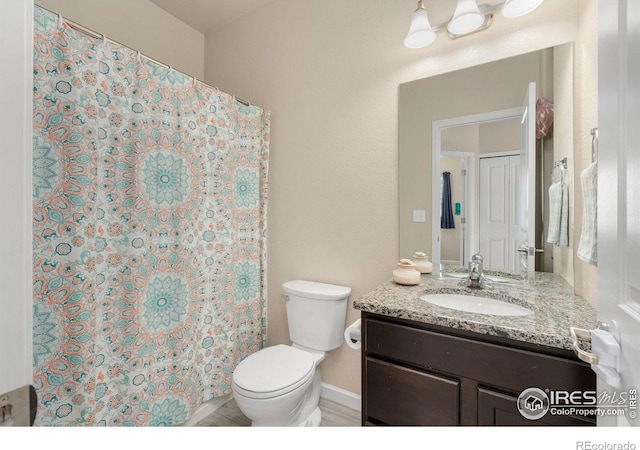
[477,387,595,426]
[366,357,459,426]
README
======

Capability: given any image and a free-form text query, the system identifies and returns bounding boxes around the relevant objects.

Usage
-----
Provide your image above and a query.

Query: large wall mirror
[399,43,575,286]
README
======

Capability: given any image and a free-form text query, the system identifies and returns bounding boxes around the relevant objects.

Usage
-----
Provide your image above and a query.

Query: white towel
[547,179,569,247]
[577,162,597,265]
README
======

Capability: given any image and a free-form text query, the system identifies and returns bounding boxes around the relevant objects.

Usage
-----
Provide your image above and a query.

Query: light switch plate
[413,210,426,223]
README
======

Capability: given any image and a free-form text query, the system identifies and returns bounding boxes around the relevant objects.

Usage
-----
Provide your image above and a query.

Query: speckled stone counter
[353,269,596,352]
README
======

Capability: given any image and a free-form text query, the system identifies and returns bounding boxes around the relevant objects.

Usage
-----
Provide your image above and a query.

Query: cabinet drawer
[365,317,594,394]
[366,357,459,426]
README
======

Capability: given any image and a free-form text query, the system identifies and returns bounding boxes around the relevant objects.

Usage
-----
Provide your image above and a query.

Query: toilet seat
[232,344,315,400]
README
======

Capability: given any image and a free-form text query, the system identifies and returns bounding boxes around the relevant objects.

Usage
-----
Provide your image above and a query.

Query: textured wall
[203,0,597,396]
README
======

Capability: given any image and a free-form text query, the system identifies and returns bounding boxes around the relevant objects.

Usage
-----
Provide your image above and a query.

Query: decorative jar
[412,252,433,274]
[393,259,421,286]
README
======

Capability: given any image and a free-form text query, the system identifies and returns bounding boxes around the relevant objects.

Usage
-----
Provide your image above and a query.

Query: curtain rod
[39,6,251,107]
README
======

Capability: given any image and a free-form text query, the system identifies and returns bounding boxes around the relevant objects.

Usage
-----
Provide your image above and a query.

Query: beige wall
[479,120,520,153]
[443,125,480,152]
[35,0,205,79]
[204,0,598,396]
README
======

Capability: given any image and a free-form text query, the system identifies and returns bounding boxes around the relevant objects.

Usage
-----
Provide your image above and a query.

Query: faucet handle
[471,253,483,263]
[463,253,489,289]
[469,253,483,270]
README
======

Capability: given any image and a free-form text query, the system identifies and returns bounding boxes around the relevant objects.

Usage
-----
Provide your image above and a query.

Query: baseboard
[181,393,233,426]
[320,383,361,412]
[182,383,360,426]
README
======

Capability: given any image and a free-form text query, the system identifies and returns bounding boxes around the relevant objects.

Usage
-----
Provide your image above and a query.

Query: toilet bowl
[232,344,325,426]
[231,280,350,427]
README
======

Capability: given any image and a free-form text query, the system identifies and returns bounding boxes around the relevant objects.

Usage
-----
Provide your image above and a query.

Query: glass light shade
[502,0,544,18]
[404,6,436,48]
[447,0,485,36]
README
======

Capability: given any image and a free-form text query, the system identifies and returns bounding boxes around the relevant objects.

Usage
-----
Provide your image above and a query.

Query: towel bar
[551,157,567,180]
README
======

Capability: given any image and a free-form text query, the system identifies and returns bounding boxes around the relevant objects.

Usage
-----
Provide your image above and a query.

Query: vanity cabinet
[361,312,596,426]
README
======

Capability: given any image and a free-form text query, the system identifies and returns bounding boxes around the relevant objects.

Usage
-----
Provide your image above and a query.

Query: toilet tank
[283,280,350,351]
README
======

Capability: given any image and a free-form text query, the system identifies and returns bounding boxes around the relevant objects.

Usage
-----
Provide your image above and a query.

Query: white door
[593,0,639,427]
[0,0,34,425]
[479,156,510,271]
[517,82,537,273]
[480,155,519,272]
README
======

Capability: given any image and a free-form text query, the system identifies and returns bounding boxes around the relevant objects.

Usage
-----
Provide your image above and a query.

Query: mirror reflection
[439,113,523,271]
[398,44,575,286]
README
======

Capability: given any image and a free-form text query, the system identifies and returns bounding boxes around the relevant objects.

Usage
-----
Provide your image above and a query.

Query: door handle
[570,323,621,387]
[517,247,544,255]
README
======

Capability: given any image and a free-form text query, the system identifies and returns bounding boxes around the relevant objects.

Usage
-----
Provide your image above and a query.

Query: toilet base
[238,368,324,427]
[299,406,322,427]
[293,368,322,426]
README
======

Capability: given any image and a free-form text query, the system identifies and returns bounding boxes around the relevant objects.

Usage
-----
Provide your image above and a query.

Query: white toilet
[231,280,350,426]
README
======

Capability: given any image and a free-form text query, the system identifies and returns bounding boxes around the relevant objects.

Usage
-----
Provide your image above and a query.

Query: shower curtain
[32,6,269,426]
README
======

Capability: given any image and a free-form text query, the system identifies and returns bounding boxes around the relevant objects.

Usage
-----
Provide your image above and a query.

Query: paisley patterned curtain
[32,6,269,426]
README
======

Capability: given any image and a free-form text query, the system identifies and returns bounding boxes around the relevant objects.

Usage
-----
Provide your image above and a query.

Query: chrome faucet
[460,253,490,289]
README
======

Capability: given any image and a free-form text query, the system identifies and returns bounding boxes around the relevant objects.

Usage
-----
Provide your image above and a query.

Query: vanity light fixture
[403,0,436,49]
[447,0,485,36]
[404,0,545,49]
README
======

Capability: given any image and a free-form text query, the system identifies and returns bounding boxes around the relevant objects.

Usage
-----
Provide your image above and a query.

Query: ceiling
[149,0,276,35]
[149,0,509,38]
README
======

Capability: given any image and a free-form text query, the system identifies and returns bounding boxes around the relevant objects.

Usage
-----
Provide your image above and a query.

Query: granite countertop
[353,269,596,352]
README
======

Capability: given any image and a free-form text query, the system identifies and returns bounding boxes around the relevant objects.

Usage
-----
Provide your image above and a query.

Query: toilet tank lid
[283,280,351,301]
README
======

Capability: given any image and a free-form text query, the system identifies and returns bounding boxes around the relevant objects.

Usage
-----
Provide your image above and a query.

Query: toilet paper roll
[344,319,362,350]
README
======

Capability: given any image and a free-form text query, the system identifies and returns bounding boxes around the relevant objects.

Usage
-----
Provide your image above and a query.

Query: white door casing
[509,154,523,272]
[517,81,537,273]
[0,0,33,396]
[595,0,640,427]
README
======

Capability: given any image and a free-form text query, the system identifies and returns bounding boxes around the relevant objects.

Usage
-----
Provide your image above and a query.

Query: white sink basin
[420,293,533,317]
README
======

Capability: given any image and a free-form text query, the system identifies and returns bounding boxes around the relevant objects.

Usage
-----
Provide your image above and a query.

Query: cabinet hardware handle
[570,326,598,364]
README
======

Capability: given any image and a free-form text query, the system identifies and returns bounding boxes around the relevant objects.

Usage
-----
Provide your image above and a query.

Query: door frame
[0,0,33,395]
[431,107,523,267]
[440,151,475,266]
